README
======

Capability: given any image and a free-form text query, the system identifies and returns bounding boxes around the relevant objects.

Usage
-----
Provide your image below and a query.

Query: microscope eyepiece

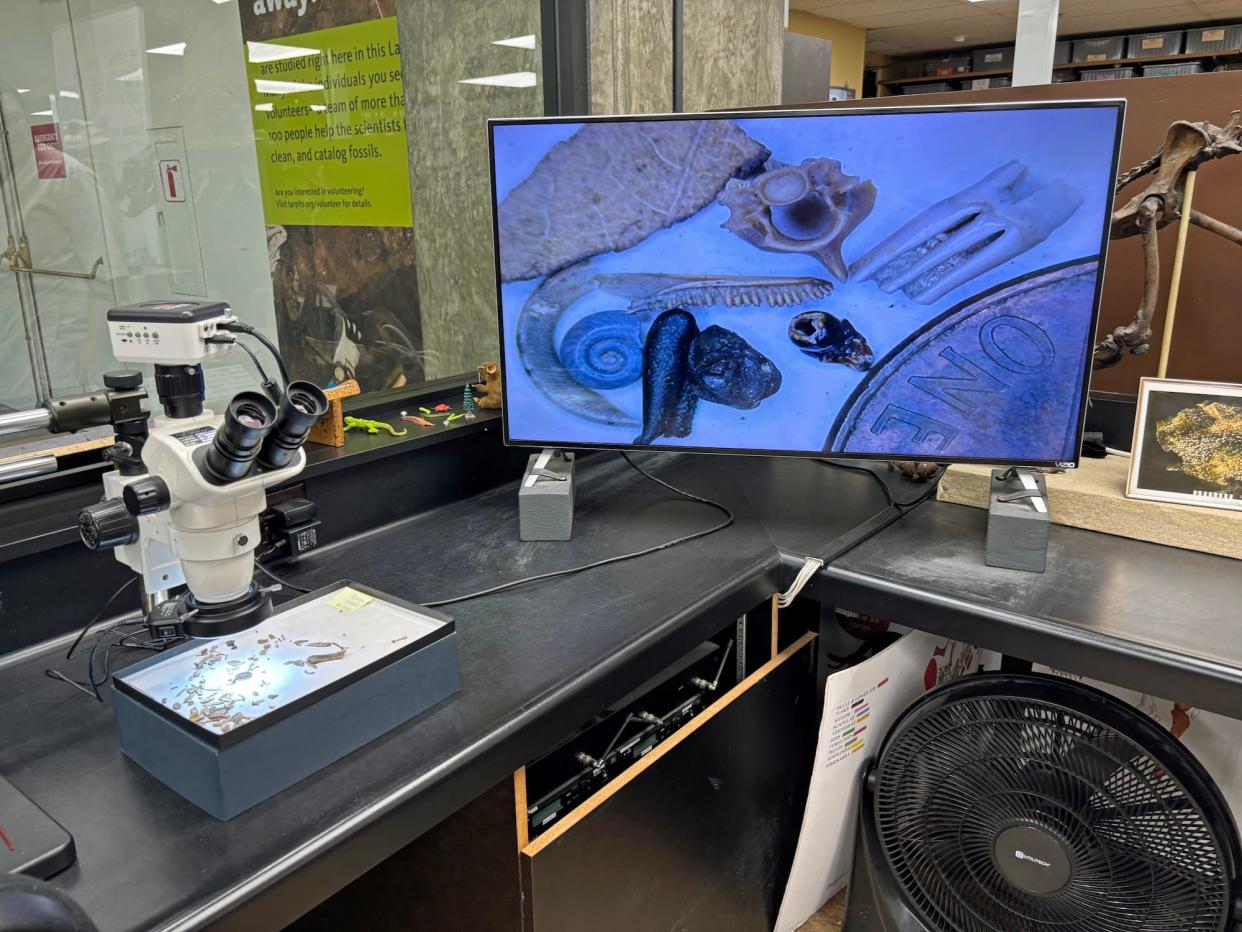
[258,381,328,471]
[203,391,277,482]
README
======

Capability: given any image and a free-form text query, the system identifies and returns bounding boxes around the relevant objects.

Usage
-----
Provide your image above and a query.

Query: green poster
[246,17,412,227]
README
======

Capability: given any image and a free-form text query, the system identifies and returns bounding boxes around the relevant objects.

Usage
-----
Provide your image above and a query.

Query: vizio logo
[1014,849,1052,868]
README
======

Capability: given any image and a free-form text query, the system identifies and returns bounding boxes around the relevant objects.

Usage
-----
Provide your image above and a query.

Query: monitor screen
[489,102,1124,466]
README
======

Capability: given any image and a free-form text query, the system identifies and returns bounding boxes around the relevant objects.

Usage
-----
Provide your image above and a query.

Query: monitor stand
[985,467,1050,573]
[518,449,576,541]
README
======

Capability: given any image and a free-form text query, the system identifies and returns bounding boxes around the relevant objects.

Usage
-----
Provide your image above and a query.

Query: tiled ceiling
[790,0,1241,56]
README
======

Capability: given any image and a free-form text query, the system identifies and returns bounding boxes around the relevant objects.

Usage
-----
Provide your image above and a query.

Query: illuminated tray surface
[114,581,452,749]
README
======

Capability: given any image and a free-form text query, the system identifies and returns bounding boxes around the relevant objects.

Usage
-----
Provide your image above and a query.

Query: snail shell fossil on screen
[557,311,644,390]
[718,158,877,281]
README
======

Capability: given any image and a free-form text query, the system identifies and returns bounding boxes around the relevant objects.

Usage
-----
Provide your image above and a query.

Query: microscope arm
[0,373,148,439]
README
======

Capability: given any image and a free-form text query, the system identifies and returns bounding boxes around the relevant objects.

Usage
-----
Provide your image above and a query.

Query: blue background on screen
[492,105,1120,462]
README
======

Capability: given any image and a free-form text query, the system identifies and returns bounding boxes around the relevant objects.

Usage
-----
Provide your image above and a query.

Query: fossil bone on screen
[490,104,1123,464]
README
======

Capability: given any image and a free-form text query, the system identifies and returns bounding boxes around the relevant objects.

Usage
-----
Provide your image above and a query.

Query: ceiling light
[254,103,273,112]
[492,35,537,50]
[146,42,187,56]
[59,90,80,99]
[211,0,235,4]
[116,68,144,82]
[952,35,967,43]
[254,78,324,94]
[458,71,537,88]
[31,110,54,117]
[17,88,30,94]
[247,40,320,63]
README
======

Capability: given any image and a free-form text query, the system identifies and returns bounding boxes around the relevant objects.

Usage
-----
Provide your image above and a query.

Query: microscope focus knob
[79,499,139,550]
[123,477,171,516]
[103,369,143,391]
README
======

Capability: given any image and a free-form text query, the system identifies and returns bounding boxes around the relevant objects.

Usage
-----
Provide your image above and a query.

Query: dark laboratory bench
[6,451,1242,931]
[0,454,897,932]
[816,498,1242,717]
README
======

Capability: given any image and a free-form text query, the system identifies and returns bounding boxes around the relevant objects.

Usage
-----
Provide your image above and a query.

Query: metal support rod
[141,590,170,616]
[0,112,54,401]
[1158,170,1197,378]
[0,453,57,484]
[1189,209,1242,246]
[0,406,52,436]
[5,236,104,280]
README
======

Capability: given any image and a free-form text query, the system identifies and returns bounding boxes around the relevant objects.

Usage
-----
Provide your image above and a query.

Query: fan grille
[873,689,1232,932]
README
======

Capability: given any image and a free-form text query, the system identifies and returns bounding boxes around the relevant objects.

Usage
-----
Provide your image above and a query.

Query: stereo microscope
[1,300,460,822]
[0,299,328,636]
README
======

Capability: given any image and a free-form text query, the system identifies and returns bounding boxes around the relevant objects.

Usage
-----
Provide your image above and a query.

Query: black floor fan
[844,673,1242,932]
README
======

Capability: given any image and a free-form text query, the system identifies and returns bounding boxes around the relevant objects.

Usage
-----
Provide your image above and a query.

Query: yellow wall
[787,10,865,94]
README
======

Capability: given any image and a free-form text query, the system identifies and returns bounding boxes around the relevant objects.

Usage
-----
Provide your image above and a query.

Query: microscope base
[112,581,459,820]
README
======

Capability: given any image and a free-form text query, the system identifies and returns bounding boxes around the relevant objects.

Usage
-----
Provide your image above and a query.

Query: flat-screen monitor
[488,101,1124,467]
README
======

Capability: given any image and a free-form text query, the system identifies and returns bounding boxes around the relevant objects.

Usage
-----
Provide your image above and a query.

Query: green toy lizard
[344,416,407,437]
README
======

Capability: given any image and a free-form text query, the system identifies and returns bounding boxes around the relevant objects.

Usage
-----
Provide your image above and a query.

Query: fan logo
[1014,849,1052,868]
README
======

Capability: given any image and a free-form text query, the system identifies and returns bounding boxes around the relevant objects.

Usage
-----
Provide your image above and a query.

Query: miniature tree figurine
[463,382,477,420]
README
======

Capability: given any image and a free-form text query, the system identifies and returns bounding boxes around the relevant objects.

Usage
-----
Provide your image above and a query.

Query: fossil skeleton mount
[1094,109,1242,370]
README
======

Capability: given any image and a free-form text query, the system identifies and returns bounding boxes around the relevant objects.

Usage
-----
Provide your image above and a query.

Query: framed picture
[1127,378,1242,512]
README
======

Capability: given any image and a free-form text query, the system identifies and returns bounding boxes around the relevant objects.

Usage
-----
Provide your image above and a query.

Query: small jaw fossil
[718,158,877,280]
[850,160,1084,304]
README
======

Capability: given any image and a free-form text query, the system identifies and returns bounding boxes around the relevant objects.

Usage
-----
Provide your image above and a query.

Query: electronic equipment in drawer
[525,636,736,839]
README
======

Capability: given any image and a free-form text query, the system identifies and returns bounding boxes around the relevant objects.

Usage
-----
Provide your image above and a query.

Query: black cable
[891,468,947,509]
[420,453,734,608]
[817,459,946,510]
[598,713,637,762]
[46,616,146,702]
[817,459,895,508]
[63,577,138,661]
[84,621,145,698]
[233,340,282,403]
[207,335,282,403]
[255,560,312,594]
[221,321,290,387]
[44,669,98,700]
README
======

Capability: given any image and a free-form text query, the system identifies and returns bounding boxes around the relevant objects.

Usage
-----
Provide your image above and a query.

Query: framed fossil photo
[1127,378,1242,512]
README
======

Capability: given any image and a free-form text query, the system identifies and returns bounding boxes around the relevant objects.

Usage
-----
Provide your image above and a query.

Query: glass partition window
[0,0,275,414]
[0,0,544,438]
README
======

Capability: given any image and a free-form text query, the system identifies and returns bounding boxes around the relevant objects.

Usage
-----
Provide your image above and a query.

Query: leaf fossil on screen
[517,262,833,427]
[497,120,770,282]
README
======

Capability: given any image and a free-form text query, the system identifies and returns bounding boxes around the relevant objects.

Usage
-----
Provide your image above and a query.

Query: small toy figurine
[344,416,407,437]
[401,414,435,428]
[433,403,451,413]
[474,361,502,410]
[462,383,477,420]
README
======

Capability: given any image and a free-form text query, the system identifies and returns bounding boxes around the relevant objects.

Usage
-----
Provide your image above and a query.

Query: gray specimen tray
[112,581,459,820]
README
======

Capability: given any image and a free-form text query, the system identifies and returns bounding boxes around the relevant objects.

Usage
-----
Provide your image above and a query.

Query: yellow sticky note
[328,587,374,613]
